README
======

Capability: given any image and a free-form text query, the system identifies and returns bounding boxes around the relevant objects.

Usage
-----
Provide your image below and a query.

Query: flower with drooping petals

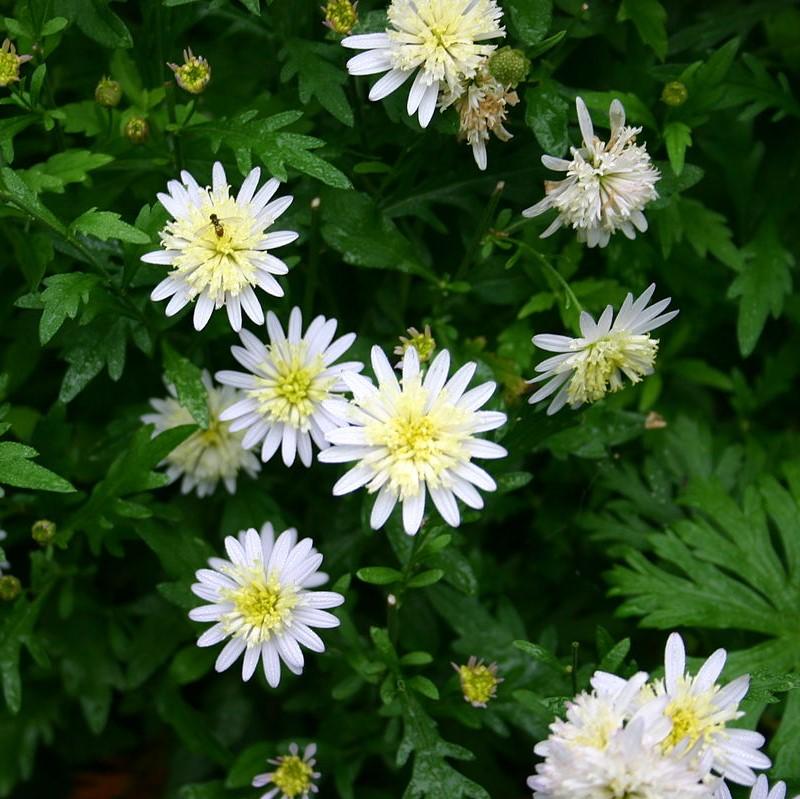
[190,524,344,686]
[142,161,297,331]
[341,0,505,128]
[528,283,678,415]
[319,345,507,535]
[523,97,660,247]
[253,742,320,799]
[215,306,363,467]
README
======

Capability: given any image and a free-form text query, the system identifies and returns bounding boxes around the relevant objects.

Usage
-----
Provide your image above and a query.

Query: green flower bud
[661,81,688,107]
[167,47,211,95]
[31,519,56,545]
[488,47,530,88]
[95,76,122,107]
[322,0,359,35]
[0,575,21,601]
[124,116,149,144]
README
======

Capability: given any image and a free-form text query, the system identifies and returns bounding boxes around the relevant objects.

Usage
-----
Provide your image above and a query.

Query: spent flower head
[168,47,211,94]
[0,39,32,88]
[253,742,320,799]
[323,0,358,34]
[453,656,502,707]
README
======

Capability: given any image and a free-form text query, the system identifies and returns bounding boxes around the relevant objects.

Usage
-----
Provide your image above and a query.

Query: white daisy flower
[318,345,507,535]
[141,371,261,497]
[523,96,660,247]
[528,283,678,415]
[719,775,799,799]
[341,0,505,128]
[215,306,363,468]
[142,161,297,331]
[652,633,771,789]
[252,742,320,799]
[190,524,344,686]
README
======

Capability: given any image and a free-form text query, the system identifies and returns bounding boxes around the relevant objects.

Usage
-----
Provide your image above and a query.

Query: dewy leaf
[163,343,209,427]
[619,0,668,60]
[678,197,744,270]
[506,0,552,46]
[728,225,794,357]
[19,150,113,195]
[663,122,692,176]
[525,85,569,157]
[0,441,75,493]
[68,0,134,48]
[70,208,151,244]
[30,272,100,345]
[0,166,67,234]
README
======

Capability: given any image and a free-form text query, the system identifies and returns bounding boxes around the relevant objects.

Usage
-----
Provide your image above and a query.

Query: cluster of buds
[0,38,32,88]
[168,47,211,94]
[322,0,359,35]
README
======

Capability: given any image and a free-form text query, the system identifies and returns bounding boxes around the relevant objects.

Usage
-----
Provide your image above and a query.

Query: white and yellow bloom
[141,371,261,497]
[653,633,771,789]
[253,742,320,799]
[215,307,362,467]
[319,345,507,535]
[341,0,505,128]
[142,161,297,331]
[523,97,660,247]
[190,524,344,686]
[528,283,678,415]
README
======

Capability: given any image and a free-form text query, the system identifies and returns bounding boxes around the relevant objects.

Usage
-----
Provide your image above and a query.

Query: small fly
[209,213,225,238]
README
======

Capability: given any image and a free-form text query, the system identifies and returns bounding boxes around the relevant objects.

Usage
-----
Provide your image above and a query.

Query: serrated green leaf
[619,0,668,59]
[163,343,209,427]
[0,441,75,493]
[71,208,150,244]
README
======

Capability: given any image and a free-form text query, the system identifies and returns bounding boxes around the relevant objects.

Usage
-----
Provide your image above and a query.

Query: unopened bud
[322,0,359,35]
[488,47,530,88]
[95,76,122,107]
[124,116,149,144]
[0,575,21,601]
[32,519,56,545]
[168,47,211,95]
[661,81,688,107]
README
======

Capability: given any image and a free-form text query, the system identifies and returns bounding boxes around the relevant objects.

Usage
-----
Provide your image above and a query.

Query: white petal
[402,486,426,535]
[369,68,412,102]
[215,637,245,672]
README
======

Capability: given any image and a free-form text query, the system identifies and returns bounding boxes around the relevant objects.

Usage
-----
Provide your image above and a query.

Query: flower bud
[661,80,688,107]
[31,519,56,545]
[488,47,530,88]
[124,116,149,144]
[0,38,32,88]
[322,0,359,35]
[168,47,211,95]
[394,325,436,363]
[0,575,21,601]
[95,76,122,107]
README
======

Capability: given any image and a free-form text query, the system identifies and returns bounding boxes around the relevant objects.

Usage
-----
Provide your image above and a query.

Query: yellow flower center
[222,568,297,644]
[0,50,21,86]
[662,690,721,751]
[566,332,658,405]
[323,0,358,34]
[404,332,436,361]
[176,59,210,93]
[458,663,499,706]
[248,348,333,431]
[272,755,313,798]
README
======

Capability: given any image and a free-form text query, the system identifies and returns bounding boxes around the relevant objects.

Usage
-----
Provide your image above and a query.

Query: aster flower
[319,346,507,535]
[528,283,678,415]
[0,39,32,88]
[253,742,320,799]
[455,67,519,170]
[189,524,344,685]
[142,161,297,332]
[215,306,363,467]
[341,0,505,128]
[141,371,261,497]
[652,633,771,789]
[453,656,502,708]
[168,47,211,94]
[523,96,660,247]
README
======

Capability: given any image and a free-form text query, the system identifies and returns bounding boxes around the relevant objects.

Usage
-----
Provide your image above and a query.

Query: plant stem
[456,180,505,278]
[303,196,322,317]
[510,238,583,315]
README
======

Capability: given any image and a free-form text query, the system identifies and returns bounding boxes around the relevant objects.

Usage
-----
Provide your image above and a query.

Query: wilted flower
[341,0,505,128]
[319,346,507,535]
[528,284,678,415]
[168,47,211,94]
[523,97,660,247]
[455,67,519,170]
[190,524,344,686]
[453,656,502,707]
[394,324,436,364]
[323,0,358,34]
[215,306,363,467]
[0,39,32,88]
[142,161,296,331]
[94,76,122,107]
[253,742,321,799]
[141,371,261,497]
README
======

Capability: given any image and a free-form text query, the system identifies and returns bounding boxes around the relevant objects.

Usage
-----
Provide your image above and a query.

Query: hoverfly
[209,213,225,238]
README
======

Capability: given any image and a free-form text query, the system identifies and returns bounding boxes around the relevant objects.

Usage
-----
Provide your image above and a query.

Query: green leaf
[0,115,37,162]
[70,208,150,244]
[357,566,403,585]
[28,272,100,345]
[619,0,668,59]
[0,441,75,493]
[0,166,67,234]
[59,319,130,402]
[678,197,744,270]
[67,0,133,48]
[163,343,209,427]
[525,85,569,157]
[728,225,794,357]
[225,742,272,789]
[663,122,692,176]
[407,569,445,589]
[407,675,439,700]
[20,150,113,195]
[506,0,552,46]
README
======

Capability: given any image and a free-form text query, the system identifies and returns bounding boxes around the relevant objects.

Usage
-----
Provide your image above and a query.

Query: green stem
[388,524,431,646]
[510,238,583,315]
[303,196,322,317]
[164,82,184,172]
[456,180,505,278]
[571,641,580,695]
